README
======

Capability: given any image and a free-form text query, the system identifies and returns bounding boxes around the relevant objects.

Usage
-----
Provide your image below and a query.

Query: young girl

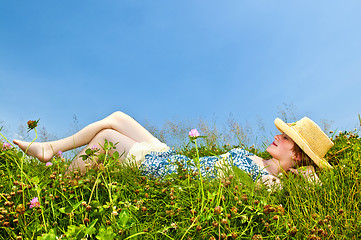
[13,111,334,183]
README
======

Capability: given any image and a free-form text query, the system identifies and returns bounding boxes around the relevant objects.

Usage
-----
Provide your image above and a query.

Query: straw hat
[274,117,334,169]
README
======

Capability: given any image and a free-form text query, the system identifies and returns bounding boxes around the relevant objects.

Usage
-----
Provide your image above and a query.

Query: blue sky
[1,1,361,147]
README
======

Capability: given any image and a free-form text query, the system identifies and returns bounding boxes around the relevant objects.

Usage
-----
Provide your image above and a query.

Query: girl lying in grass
[13,111,333,185]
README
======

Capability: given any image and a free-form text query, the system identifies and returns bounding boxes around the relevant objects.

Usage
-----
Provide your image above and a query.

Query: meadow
[0,117,360,240]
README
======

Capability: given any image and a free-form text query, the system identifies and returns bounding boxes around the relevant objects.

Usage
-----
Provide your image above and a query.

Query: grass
[0,125,360,239]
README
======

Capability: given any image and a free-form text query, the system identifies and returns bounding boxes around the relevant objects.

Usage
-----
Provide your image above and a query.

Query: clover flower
[2,142,11,150]
[27,119,39,132]
[189,129,200,138]
[214,206,222,214]
[46,162,53,167]
[171,222,178,230]
[16,204,26,214]
[29,197,41,208]
[56,151,63,158]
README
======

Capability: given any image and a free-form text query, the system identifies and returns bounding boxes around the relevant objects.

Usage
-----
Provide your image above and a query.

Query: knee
[111,111,126,118]
[96,129,117,140]
[103,111,124,127]
[109,111,133,123]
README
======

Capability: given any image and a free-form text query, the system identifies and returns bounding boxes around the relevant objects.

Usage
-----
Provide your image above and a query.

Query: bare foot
[13,139,54,162]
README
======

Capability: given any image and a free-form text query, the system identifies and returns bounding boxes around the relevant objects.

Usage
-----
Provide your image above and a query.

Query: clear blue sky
[1,1,361,146]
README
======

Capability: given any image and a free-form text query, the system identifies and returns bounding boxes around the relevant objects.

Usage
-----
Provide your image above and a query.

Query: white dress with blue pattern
[140,148,269,181]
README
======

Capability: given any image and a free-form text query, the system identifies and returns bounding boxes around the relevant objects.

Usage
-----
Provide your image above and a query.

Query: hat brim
[274,118,332,169]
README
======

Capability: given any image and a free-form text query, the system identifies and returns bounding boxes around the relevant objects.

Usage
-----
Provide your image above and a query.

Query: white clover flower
[136,199,144,207]
[171,222,178,230]
[124,201,131,208]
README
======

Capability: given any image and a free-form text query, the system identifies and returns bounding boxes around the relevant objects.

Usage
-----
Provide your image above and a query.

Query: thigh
[107,111,156,143]
[95,129,137,159]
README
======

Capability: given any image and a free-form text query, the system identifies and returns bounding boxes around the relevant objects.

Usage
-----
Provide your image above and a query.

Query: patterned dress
[140,148,269,181]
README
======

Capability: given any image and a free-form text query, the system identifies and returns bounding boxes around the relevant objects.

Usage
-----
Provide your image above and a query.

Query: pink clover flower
[56,151,63,158]
[2,142,11,150]
[29,197,41,208]
[189,129,200,138]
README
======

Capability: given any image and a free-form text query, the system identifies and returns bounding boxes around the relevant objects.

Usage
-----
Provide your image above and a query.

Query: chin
[266,148,277,159]
[266,146,271,154]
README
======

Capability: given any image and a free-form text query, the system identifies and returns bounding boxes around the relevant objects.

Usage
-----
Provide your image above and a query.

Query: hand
[259,174,282,189]
[289,166,320,183]
[289,166,314,175]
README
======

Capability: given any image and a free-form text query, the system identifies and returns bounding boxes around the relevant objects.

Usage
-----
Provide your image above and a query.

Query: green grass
[0,129,360,239]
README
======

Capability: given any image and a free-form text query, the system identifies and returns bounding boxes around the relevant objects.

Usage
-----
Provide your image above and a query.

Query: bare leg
[13,111,155,162]
[67,129,136,174]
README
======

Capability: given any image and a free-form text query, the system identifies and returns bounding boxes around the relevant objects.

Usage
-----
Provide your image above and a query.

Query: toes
[13,140,20,146]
